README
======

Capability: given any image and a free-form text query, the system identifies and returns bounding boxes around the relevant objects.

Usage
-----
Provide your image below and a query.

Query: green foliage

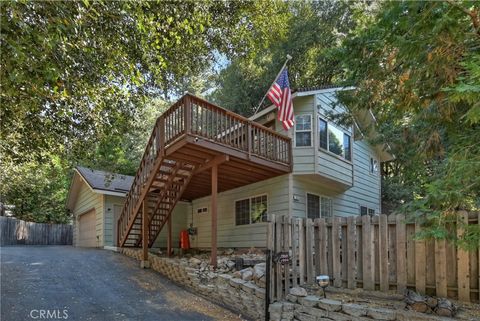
[210,0,361,115]
[0,156,70,223]
[0,0,285,222]
[338,1,480,248]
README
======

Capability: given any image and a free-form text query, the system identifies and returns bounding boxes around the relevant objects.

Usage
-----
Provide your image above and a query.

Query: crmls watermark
[29,309,69,319]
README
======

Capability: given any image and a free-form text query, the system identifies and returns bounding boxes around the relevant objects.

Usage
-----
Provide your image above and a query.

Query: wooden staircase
[117,93,293,251]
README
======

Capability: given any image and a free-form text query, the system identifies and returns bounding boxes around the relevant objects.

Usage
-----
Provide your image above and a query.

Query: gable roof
[66,167,134,211]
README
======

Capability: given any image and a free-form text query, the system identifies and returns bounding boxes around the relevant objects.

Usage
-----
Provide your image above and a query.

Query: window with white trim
[295,114,312,147]
[360,206,375,216]
[318,116,352,161]
[196,207,208,214]
[370,157,379,174]
[235,195,268,225]
[307,193,333,219]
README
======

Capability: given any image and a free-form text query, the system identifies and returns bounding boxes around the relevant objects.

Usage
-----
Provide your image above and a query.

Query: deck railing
[118,94,292,246]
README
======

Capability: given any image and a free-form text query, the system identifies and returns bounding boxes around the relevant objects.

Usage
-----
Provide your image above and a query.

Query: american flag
[267,68,294,130]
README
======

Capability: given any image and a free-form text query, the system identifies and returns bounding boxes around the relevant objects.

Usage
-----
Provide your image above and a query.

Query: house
[67,167,188,248]
[184,86,392,249]
[71,87,392,266]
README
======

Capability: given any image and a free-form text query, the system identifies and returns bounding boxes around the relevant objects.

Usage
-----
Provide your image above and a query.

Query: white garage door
[78,210,96,247]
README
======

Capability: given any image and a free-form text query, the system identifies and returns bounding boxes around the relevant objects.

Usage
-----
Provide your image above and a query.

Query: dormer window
[295,114,312,147]
[318,116,352,161]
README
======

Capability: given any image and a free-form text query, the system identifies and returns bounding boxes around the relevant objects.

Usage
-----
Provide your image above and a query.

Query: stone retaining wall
[270,295,453,321]
[122,248,265,320]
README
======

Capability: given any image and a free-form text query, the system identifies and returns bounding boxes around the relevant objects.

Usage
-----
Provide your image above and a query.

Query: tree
[210,0,362,115]
[0,0,286,222]
[338,0,480,248]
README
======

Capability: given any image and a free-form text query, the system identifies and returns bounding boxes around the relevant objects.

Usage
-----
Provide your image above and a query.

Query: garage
[78,210,96,247]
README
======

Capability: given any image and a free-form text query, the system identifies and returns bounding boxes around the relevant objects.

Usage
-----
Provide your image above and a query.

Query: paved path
[1,246,245,321]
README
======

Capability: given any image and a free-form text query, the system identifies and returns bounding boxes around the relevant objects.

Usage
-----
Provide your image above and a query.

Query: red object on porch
[180,230,190,249]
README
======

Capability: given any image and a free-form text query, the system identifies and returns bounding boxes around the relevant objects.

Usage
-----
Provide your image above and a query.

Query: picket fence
[267,212,480,303]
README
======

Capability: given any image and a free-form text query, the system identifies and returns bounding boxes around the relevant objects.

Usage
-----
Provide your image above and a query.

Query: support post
[167,214,172,257]
[141,201,150,268]
[210,164,218,267]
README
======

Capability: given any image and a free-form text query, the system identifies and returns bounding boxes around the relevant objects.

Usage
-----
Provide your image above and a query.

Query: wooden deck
[117,93,292,266]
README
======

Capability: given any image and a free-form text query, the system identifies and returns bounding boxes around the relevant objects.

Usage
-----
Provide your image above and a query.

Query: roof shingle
[76,166,133,194]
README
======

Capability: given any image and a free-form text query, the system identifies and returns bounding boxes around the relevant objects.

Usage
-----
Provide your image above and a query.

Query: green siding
[291,95,316,174]
[187,175,290,248]
[103,195,125,247]
[152,202,189,249]
[72,179,104,247]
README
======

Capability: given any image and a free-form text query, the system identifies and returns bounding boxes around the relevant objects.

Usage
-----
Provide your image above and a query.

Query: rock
[317,299,342,312]
[293,311,316,321]
[285,294,298,303]
[233,270,242,278]
[229,278,246,288]
[269,302,283,314]
[225,248,234,255]
[242,270,253,281]
[289,286,308,297]
[189,257,201,266]
[367,307,397,320]
[341,303,367,317]
[253,262,266,279]
[226,260,236,270]
[283,302,294,311]
[298,295,322,307]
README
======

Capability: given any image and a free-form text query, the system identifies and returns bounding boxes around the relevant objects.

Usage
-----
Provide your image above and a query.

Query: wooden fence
[0,216,73,246]
[267,212,480,303]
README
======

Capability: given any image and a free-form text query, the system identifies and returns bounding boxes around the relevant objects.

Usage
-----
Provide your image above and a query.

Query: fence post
[395,214,407,294]
[379,214,389,292]
[347,216,356,289]
[362,215,375,290]
[415,224,426,294]
[332,217,342,287]
[457,210,470,301]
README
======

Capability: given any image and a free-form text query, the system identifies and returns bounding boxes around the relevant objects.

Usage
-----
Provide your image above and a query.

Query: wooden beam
[167,214,172,257]
[210,164,218,267]
[195,154,229,175]
[142,201,149,261]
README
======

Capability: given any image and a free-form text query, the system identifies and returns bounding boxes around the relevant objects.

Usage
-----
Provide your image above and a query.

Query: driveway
[1,246,245,321]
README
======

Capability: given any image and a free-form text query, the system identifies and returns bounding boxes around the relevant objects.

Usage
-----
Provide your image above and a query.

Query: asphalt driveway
[1,246,245,321]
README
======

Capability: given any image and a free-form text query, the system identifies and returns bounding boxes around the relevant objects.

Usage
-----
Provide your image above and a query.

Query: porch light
[316,275,329,298]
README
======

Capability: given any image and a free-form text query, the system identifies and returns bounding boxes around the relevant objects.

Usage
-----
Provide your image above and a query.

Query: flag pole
[253,54,292,115]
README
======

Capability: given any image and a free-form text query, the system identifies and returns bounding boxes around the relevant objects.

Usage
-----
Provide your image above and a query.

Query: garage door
[78,210,96,247]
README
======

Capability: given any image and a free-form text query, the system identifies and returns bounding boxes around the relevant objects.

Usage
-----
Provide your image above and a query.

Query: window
[235,199,250,225]
[320,197,333,218]
[196,207,208,214]
[295,115,312,147]
[360,206,375,216]
[307,194,320,219]
[318,116,352,161]
[360,206,368,216]
[343,134,351,161]
[370,157,379,174]
[319,118,328,149]
[307,193,332,219]
[235,195,268,225]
